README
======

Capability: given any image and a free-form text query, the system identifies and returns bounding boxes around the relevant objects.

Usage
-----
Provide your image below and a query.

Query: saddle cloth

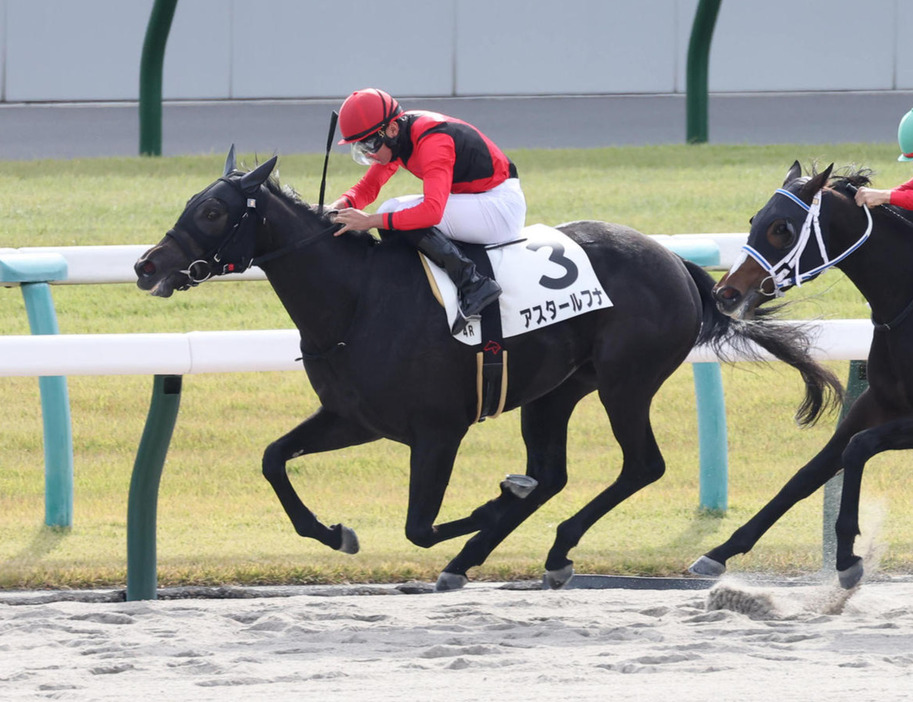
[421,223,613,346]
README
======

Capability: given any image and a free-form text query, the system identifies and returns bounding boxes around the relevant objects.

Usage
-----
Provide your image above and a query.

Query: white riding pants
[376,178,526,244]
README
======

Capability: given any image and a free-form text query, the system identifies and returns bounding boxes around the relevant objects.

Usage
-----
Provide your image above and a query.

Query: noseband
[740,188,872,297]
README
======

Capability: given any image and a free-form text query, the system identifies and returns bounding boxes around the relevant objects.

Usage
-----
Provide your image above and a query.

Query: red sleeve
[890,178,913,209]
[387,133,455,231]
[340,161,399,210]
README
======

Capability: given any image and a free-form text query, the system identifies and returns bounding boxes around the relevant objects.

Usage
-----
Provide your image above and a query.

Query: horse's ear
[223,145,237,176]
[782,160,802,186]
[239,155,278,192]
[799,163,834,201]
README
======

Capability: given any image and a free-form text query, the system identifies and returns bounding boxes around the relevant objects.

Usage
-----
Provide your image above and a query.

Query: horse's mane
[827,164,874,190]
[260,174,391,247]
[262,176,334,227]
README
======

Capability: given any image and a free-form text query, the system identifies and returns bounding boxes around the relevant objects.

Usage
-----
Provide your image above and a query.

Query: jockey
[328,88,526,334]
[855,108,913,210]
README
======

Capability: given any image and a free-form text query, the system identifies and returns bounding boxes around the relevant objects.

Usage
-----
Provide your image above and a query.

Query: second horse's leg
[835,416,913,588]
[262,407,380,552]
[690,392,880,579]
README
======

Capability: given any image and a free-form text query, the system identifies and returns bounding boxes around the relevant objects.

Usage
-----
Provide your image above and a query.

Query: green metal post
[694,362,728,511]
[139,0,178,156]
[686,0,722,144]
[21,283,74,528]
[126,375,182,601]
[822,360,868,569]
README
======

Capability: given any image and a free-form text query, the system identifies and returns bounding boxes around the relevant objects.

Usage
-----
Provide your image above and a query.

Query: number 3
[527,242,579,290]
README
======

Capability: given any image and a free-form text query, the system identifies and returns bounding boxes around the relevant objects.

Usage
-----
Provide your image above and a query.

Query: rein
[741,187,872,296]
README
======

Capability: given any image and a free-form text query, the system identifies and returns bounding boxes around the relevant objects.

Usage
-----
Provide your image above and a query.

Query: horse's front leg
[403,429,465,551]
[263,407,380,552]
[690,391,881,579]
[836,416,913,589]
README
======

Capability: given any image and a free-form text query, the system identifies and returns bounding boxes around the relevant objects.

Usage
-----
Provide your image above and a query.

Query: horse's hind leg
[434,373,595,590]
[262,407,379,552]
[544,381,666,589]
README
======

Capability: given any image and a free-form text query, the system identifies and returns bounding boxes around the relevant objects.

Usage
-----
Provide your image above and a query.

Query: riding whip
[318,110,338,215]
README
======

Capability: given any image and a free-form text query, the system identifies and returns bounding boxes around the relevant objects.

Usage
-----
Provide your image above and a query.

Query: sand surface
[2,577,912,701]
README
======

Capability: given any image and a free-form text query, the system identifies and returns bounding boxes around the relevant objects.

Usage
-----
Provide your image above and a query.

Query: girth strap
[461,243,508,422]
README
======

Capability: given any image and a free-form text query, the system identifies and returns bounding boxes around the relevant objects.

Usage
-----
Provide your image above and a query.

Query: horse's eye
[766,219,796,249]
[206,209,220,221]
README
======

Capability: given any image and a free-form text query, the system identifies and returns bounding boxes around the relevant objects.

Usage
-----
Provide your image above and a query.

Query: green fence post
[126,375,182,601]
[139,0,179,156]
[686,0,722,144]
[821,359,868,570]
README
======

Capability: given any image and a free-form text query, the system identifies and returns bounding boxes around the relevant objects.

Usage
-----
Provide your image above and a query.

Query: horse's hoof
[435,572,468,592]
[335,525,360,554]
[501,474,538,499]
[838,558,864,590]
[543,564,574,589]
[688,555,726,578]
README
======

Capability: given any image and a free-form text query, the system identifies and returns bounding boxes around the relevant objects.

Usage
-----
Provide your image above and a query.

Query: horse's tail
[683,259,844,426]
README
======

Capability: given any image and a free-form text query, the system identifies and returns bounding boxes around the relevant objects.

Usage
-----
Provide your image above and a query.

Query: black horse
[135,149,839,590]
[691,161,911,589]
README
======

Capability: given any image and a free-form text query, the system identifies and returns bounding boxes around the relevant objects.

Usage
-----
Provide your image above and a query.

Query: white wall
[0,0,909,102]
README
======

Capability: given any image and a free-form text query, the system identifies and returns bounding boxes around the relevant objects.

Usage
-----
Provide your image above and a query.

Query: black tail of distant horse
[134,151,840,590]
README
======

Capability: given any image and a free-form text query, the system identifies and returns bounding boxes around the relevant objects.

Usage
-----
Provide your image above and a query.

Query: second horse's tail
[683,259,844,425]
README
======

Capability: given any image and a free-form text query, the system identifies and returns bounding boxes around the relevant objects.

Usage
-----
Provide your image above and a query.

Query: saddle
[418,223,613,423]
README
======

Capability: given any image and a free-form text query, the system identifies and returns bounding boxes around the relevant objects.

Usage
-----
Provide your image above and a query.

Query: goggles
[351,131,386,166]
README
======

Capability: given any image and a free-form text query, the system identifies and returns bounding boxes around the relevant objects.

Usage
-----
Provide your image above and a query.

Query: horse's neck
[257,199,368,349]
[834,198,913,320]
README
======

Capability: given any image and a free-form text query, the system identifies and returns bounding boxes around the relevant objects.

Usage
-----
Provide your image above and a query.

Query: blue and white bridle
[736,187,872,296]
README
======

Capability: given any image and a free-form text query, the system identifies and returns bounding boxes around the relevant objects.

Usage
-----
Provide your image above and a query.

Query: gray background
[1,0,911,101]
[2,91,910,161]
[2,0,913,159]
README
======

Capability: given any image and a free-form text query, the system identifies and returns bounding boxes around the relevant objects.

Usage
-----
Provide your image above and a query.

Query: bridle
[739,187,873,298]
[168,174,341,290]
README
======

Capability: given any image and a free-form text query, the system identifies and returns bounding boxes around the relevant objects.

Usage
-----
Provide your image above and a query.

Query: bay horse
[135,149,839,590]
[691,161,911,589]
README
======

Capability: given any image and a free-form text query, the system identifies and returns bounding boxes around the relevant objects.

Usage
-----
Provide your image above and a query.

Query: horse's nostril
[715,286,740,301]
[138,260,156,277]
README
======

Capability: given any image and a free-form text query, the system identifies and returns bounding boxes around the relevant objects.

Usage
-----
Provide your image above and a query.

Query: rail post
[694,362,728,511]
[0,253,73,527]
[126,374,182,601]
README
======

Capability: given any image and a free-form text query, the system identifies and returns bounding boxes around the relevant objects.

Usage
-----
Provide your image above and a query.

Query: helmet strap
[383,117,407,161]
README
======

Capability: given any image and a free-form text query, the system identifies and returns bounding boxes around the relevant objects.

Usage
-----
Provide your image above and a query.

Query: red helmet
[337,88,403,144]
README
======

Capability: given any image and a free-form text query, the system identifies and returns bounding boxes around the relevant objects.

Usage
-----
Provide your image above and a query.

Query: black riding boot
[402,227,501,334]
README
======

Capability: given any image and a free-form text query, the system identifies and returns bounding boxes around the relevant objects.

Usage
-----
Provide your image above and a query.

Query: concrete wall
[0,0,909,102]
